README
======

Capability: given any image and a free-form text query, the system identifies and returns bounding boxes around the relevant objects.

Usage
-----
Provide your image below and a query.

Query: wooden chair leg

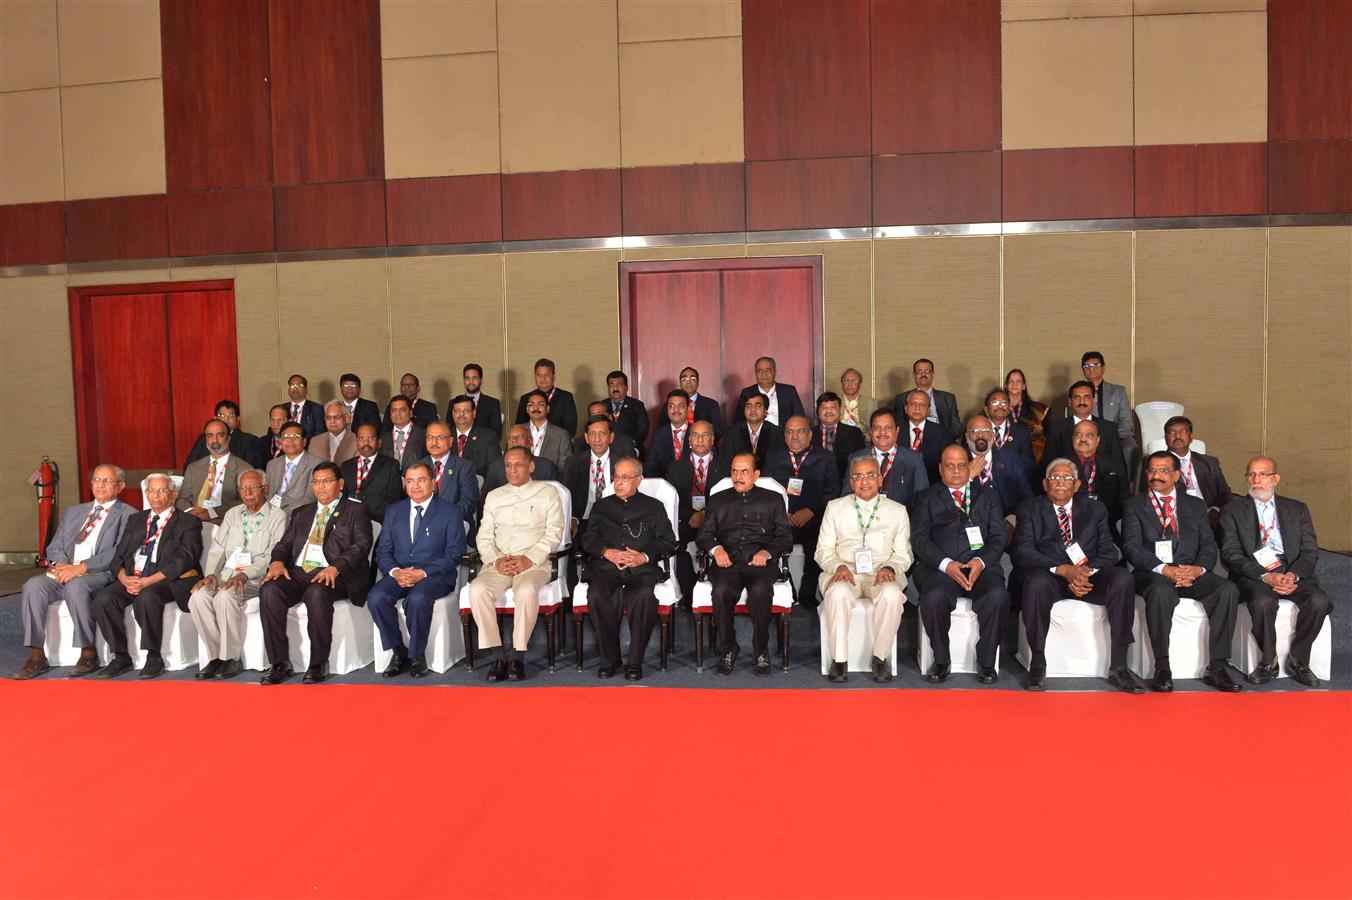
[462,617,475,670]
[780,612,790,672]
[574,613,584,672]
[694,612,705,672]
[546,613,556,673]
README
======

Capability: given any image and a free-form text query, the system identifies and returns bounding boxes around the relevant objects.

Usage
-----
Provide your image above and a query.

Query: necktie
[673,426,685,461]
[413,504,424,542]
[356,456,370,491]
[879,451,894,488]
[1079,454,1096,490]
[1160,495,1175,534]
[394,429,406,459]
[271,437,281,459]
[280,459,296,494]
[433,459,444,487]
[197,458,218,506]
[303,506,333,572]
[749,426,759,451]
[995,424,1007,448]
[912,426,922,451]
[291,402,301,421]
[694,457,707,496]
[686,403,695,425]
[952,489,964,510]
[823,425,835,451]
[456,433,467,457]
[1057,505,1073,546]
[1181,456,1197,491]
[592,457,606,501]
[76,505,104,543]
[980,463,993,486]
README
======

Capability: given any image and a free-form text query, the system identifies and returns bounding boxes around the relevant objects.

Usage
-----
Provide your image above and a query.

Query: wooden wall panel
[166,288,241,462]
[274,180,386,251]
[65,195,169,262]
[1268,141,1352,214]
[1268,0,1352,141]
[386,175,503,247]
[269,0,384,184]
[161,0,273,192]
[871,0,1000,154]
[1003,147,1134,221]
[0,201,66,266]
[873,152,1001,225]
[742,0,870,160]
[167,187,275,257]
[1135,143,1267,218]
[501,169,622,241]
[621,163,745,236]
[745,157,871,230]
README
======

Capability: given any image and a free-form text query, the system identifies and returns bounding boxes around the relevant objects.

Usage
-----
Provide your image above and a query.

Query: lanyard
[789,449,809,477]
[240,509,264,546]
[143,510,170,550]
[852,496,881,539]
[952,485,971,520]
[1258,502,1278,546]
[1148,492,1177,534]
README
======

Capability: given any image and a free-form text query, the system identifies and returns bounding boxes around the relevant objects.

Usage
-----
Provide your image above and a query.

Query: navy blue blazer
[971,446,1033,517]
[644,422,692,478]
[1121,491,1216,573]
[422,454,479,532]
[375,495,466,587]
[764,447,840,518]
[909,481,1006,571]
[845,447,929,506]
[1012,495,1119,572]
[287,399,325,440]
[689,394,724,438]
[992,419,1037,485]
[900,419,955,482]
[731,383,807,427]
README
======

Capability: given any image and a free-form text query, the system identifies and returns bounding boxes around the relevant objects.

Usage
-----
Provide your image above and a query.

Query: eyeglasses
[986,400,1009,408]
[144,487,173,495]
[91,477,122,485]
[850,472,879,481]
[1145,467,1176,476]
[679,375,698,381]
[1047,475,1076,483]
[1245,471,1277,480]
[340,382,359,388]
[311,477,339,486]
[614,474,640,483]
[966,429,994,436]
[280,434,304,441]
[1082,362,1103,369]
[324,415,346,422]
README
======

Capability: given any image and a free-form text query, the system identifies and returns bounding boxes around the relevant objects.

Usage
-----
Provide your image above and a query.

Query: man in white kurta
[815,455,913,683]
[467,447,563,682]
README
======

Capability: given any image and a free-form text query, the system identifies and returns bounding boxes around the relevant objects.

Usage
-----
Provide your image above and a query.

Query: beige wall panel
[618,0,740,42]
[1001,0,1131,21]
[276,259,391,406]
[380,0,496,58]
[1262,444,1351,552]
[60,78,165,199]
[1134,229,1265,479]
[1134,0,1265,14]
[622,244,746,262]
[1,0,59,91]
[1,88,64,204]
[1134,12,1266,145]
[874,237,1001,420]
[0,274,77,549]
[498,0,620,173]
[1003,231,1133,414]
[388,254,506,416]
[57,0,161,86]
[383,53,500,179]
[1002,17,1134,149]
[620,36,743,167]
[503,249,620,411]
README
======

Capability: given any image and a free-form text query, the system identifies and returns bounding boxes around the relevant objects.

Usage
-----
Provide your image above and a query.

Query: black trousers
[1020,566,1135,654]
[709,563,778,657]
[587,570,660,668]
[1235,577,1333,667]
[1134,570,1237,667]
[92,579,188,659]
[259,566,348,669]
[913,565,1008,667]
[675,524,697,608]
[792,519,822,608]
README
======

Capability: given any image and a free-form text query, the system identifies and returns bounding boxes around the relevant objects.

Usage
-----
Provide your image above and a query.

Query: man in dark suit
[514,357,578,436]
[182,399,257,470]
[259,462,374,684]
[459,363,503,436]
[696,452,793,676]
[285,374,326,440]
[984,389,1036,481]
[340,424,403,523]
[1012,459,1142,693]
[482,425,558,498]
[722,393,783,471]
[645,390,692,479]
[250,404,290,469]
[580,457,679,680]
[1219,456,1331,688]
[382,395,427,471]
[602,370,649,451]
[368,463,466,678]
[384,372,438,429]
[1042,381,1126,470]
[897,358,961,437]
[666,421,727,605]
[448,393,502,479]
[562,416,620,538]
[895,389,955,481]
[1122,452,1242,692]
[678,367,724,438]
[92,474,203,679]
[845,409,929,506]
[421,421,480,533]
[573,401,638,460]
[811,391,866,479]
[337,373,382,434]
[765,416,840,608]
[732,356,806,429]
[1154,416,1234,525]
[963,415,1031,518]
[1071,419,1129,538]
[911,445,1008,684]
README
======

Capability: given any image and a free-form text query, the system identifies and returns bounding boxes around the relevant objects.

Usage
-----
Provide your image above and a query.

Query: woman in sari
[1005,368,1048,461]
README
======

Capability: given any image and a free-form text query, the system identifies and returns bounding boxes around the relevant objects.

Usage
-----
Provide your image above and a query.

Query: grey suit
[21,500,136,649]
[1094,381,1136,448]
[533,423,573,473]
[176,453,251,519]
[265,451,323,515]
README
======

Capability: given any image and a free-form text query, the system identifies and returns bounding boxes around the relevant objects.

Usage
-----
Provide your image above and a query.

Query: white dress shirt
[294,499,340,568]
[71,502,115,565]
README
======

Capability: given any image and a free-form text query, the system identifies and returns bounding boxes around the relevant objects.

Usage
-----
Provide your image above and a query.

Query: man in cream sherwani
[188,468,287,678]
[815,455,913,683]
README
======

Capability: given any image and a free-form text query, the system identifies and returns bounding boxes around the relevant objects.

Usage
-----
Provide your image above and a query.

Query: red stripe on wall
[501,169,622,241]
[621,164,746,236]
[1003,147,1135,222]
[386,175,503,246]
[65,195,170,263]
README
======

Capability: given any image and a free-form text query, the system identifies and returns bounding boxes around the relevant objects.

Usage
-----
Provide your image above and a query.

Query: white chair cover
[819,597,899,675]
[44,601,107,666]
[1017,598,1111,677]
[372,594,466,674]
[1134,402,1185,449]
[691,477,794,614]
[917,596,999,675]
[1129,596,1210,679]
[1232,598,1333,681]
[572,477,681,612]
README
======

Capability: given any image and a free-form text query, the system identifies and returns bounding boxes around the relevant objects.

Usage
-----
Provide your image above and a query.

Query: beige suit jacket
[815,493,913,581]
[478,480,563,574]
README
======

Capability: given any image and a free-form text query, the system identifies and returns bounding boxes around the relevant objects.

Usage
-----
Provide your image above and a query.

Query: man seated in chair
[580,458,677,681]
[468,447,564,683]
[1012,459,1141,694]
[93,474,204,679]
[765,415,840,608]
[910,445,1008,685]
[1122,451,1242,693]
[189,468,287,679]
[258,462,374,685]
[695,452,793,677]
[178,418,252,522]
[13,464,135,680]
[368,463,467,679]
[814,456,913,683]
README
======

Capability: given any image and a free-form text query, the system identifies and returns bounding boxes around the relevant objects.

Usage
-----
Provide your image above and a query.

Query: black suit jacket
[580,493,679,582]
[811,422,866,478]
[270,498,373,605]
[1122,491,1217,572]
[480,454,556,502]
[1137,450,1235,511]
[423,454,480,531]
[970,447,1033,518]
[720,421,783,471]
[1042,415,1125,469]
[382,397,437,429]
[515,387,578,436]
[666,454,729,542]
[845,447,929,506]
[251,429,285,469]
[571,430,638,461]
[463,393,503,435]
[1218,495,1320,585]
[340,453,404,524]
[451,426,502,478]
[644,422,692,478]
[732,383,807,427]
[347,398,382,434]
[689,394,724,438]
[894,389,962,438]
[110,510,204,610]
[604,397,649,450]
[1012,495,1120,571]
[695,485,793,564]
[909,482,1006,571]
[1072,450,1129,528]
[183,429,257,471]
[992,419,1036,481]
[900,419,955,482]
[562,452,620,525]
[380,424,427,470]
[764,447,840,518]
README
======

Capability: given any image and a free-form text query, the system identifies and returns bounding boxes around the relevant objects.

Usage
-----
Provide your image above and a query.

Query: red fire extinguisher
[32,456,58,568]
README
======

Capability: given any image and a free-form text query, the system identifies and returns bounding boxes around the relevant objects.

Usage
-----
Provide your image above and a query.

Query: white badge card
[786,477,804,496]
[854,548,874,574]
[302,542,325,570]
[1155,540,1174,565]
[692,496,706,510]
[269,494,284,509]
[1066,542,1087,566]
[225,548,252,570]
[965,526,984,550]
[132,552,149,575]
[203,497,221,509]
[1253,546,1281,571]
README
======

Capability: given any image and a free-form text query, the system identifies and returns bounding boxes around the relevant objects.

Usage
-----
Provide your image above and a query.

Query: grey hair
[145,472,176,491]
[1044,457,1079,479]
[324,399,347,414]
[237,468,268,490]
[92,463,125,483]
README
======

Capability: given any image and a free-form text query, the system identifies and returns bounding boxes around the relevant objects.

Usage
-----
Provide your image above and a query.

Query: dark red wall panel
[274,180,386,250]
[386,175,502,246]
[1135,143,1266,218]
[1268,141,1352,214]
[167,187,275,256]
[742,0,871,160]
[1269,0,1352,141]
[871,0,1000,154]
[621,163,746,235]
[873,152,1000,224]
[161,0,273,192]
[268,0,383,184]
[0,202,66,266]
[65,195,170,262]
[501,169,621,241]
[746,157,871,230]
[1003,147,1134,221]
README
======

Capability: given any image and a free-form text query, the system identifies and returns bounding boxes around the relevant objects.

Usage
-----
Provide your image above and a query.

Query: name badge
[132,552,149,575]
[965,526,984,550]
[1066,542,1087,566]
[692,496,706,510]
[854,548,874,574]
[203,498,221,509]
[225,548,252,570]
[269,494,284,509]
[348,495,362,503]
[302,542,325,569]
[1155,540,1174,565]
[45,569,59,580]
[1253,546,1281,571]
[786,477,804,496]
[1186,487,1204,500]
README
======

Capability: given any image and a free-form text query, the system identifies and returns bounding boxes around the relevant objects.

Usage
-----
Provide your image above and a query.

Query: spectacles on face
[144,487,173,495]
[1082,362,1104,370]
[280,434,304,442]
[1245,471,1277,480]
[1145,467,1176,476]
[324,415,346,423]
[91,476,121,485]
[217,411,239,420]
[850,472,879,481]
[614,474,640,484]
[1047,475,1076,483]
[312,477,339,486]
[987,400,1009,408]
[966,429,994,437]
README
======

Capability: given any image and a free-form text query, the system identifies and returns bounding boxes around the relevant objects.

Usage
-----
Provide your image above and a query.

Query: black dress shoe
[382,652,409,677]
[826,661,848,683]
[1108,666,1146,694]
[196,659,223,680]
[872,657,893,683]
[1024,663,1046,691]
[925,662,950,684]
[754,654,771,676]
[138,655,166,679]
[624,665,643,681]
[507,659,526,681]
[716,650,737,675]
[218,659,243,679]
[302,664,329,684]
[597,664,618,679]
[409,658,430,678]
[70,652,101,677]
[1202,666,1242,693]
[260,663,293,685]
[1151,666,1174,693]
[1247,662,1278,684]
[976,666,998,685]
[486,659,509,682]
[1285,659,1320,688]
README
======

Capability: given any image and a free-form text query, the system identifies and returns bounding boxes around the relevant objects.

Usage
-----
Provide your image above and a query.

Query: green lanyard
[240,510,264,546]
[953,485,971,522]
[852,496,881,539]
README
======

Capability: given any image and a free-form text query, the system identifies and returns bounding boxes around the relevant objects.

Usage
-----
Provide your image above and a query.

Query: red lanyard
[143,510,170,550]
[789,449,809,476]
[1148,492,1177,535]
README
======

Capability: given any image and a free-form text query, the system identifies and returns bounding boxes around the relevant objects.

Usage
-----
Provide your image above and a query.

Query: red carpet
[3,682,1349,900]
